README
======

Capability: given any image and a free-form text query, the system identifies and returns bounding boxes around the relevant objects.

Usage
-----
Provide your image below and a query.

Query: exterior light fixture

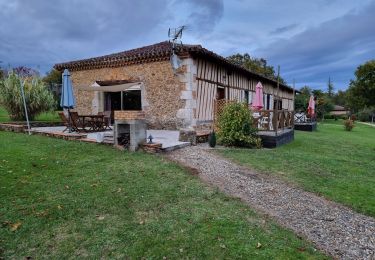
[147,134,154,144]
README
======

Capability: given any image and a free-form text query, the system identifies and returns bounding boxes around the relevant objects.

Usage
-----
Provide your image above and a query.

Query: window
[266,94,271,110]
[273,99,282,110]
[244,90,249,104]
[217,87,225,100]
[122,90,142,110]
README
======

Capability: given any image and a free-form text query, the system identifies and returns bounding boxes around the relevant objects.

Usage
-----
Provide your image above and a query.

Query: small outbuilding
[330,105,350,116]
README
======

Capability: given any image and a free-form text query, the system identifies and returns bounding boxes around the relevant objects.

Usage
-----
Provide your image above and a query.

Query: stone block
[179,129,197,145]
[180,90,193,100]
[142,143,162,153]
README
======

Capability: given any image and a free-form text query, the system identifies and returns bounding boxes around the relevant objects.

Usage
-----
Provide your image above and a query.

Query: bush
[343,119,355,131]
[0,71,55,120]
[340,115,349,120]
[357,107,375,122]
[217,102,261,148]
[324,114,334,119]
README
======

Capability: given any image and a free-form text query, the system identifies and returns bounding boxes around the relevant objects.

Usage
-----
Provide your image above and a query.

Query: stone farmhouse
[54,41,295,130]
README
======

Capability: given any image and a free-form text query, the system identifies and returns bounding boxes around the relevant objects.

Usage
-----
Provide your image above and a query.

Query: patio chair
[58,112,69,132]
[87,113,105,132]
[69,111,85,132]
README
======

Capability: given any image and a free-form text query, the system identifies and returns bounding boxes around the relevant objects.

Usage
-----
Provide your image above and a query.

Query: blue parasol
[60,69,76,132]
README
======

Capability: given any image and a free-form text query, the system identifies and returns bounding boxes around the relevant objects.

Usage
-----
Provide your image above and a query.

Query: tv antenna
[168,26,185,43]
[168,26,186,72]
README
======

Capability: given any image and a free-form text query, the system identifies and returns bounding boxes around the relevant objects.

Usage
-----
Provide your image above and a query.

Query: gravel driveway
[166,145,375,259]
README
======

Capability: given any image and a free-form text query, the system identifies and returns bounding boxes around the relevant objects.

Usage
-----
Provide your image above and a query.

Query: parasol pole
[20,80,31,135]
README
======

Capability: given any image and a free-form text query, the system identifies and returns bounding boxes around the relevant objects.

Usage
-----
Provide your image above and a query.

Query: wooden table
[79,115,104,131]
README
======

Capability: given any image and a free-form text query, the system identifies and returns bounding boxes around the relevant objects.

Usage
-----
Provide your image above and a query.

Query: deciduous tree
[346,60,375,112]
[227,53,286,84]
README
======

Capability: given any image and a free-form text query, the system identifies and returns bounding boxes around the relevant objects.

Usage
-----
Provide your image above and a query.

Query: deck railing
[213,100,294,132]
[253,110,294,132]
[294,112,317,123]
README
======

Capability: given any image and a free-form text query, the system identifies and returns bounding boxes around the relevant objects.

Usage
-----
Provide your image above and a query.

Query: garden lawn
[218,120,375,217]
[0,132,326,259]
[0,106,60,122]
[0,106,9,122]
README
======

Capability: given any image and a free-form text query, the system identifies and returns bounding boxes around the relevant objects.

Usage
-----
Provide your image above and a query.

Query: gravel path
[166,145,375,259]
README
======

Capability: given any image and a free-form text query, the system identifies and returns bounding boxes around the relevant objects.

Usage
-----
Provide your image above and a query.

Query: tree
[294,86,312,111]
[13,66,39,78]
[332,90,347,106]
[312,89,334,120]
[346,60,375,112]
[43,69,62,108]
[295,86,333,119]
[0,71,55,120]
[226,53,286,84]
[327,77,334,97]
[43,68,62,86]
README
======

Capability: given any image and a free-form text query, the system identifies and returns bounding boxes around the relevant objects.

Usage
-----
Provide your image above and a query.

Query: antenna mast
[168,25,185,51]
[168,26,186,72]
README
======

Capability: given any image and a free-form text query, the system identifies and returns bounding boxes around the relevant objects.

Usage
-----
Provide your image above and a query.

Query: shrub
[357,107,375,122]
[217,102,261,148]
[340,115,349,120]
[0,71,55,120]
[324,114,334,119]
[343,119,355,131]
[208,131,216,148]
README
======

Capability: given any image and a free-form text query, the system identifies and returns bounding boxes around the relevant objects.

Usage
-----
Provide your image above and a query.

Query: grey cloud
[270,24,298,35]
[0,0,169,71]
[256,2,375,89]
[182,0,224,36]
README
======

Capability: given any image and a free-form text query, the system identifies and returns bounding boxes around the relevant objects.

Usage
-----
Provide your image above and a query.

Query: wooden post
[275,65,280,136]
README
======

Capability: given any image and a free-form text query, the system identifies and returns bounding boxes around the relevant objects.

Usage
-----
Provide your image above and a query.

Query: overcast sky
[0,0,374,91]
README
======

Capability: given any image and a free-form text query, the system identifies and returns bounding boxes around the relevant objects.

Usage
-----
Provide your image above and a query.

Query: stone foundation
[141,143,163,153]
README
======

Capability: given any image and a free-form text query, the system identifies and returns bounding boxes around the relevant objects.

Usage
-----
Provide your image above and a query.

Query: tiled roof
[96,80,136,86]
[333,105,347,111]
[54,41,294,92]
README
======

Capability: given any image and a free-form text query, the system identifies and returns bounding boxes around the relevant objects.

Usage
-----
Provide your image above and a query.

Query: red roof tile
[54,41,294,92]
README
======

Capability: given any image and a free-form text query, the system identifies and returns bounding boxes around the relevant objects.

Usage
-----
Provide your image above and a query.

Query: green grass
[0,132,326,259]
[0,106,60,122]
[218,120,375,217]
[0,106,9,122]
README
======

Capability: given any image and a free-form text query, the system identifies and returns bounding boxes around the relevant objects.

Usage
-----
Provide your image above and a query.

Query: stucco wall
[70,61,187,129]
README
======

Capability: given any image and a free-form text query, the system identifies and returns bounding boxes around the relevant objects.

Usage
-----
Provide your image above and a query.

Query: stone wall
[70,61,187,130]
[114,110,145,120]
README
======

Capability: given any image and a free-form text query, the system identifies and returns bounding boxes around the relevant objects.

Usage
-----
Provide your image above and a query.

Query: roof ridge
[54,41,293,91]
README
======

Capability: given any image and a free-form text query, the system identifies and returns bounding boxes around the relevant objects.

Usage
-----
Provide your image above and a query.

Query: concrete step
[161,142,191,152]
